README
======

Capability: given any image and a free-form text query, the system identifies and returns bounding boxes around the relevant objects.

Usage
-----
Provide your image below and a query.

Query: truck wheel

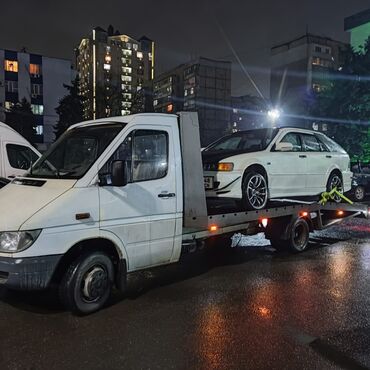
[354,186,365,202]
[59,252,114,315]
[242,171,268,210]
[287,218,310,253]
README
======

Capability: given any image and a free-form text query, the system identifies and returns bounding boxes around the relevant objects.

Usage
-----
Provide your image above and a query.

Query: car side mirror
[275,142,294,152]
[111,160,128,187]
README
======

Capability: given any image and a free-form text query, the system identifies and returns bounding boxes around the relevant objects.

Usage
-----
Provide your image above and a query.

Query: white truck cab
[0,112,367,314]
[0,122,41,179]
[0,112,208,314]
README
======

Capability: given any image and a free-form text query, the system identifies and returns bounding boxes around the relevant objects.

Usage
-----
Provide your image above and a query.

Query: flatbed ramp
[182,201,369,246]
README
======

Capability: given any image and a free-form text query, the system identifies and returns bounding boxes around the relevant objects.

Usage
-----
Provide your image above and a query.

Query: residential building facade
[153,57,231,145]
[270,34,348,127]
[345,8,370,52]
[76,26,155,120]
[0,49,73,147]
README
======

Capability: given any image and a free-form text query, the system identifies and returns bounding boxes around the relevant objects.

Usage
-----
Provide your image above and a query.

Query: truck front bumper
[0,255,62,290]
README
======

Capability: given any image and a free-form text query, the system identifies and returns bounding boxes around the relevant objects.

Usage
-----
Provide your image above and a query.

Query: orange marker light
[217,162,234,171]
[210,225,218,232]
[337,210,344,216]
[301,211,309,218]
[261,218,269,228]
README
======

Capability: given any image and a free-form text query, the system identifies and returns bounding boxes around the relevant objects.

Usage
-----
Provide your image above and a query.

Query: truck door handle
[158,193,176,198]
[326,155,332,158]
[299,155,307,158]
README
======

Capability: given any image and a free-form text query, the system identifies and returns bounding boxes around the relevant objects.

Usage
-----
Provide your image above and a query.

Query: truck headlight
[0,230,41,253]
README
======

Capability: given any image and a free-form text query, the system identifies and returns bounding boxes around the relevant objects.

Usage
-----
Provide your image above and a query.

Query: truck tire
[241,171,268,210]
[59,252,114,315]
[270,218,310,253]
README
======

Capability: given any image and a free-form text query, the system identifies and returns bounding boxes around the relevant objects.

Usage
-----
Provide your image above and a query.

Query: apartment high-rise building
[345,8,370,52]
[0,49,73,148]
[153,57,231,145]
[76,26,155,120]
[270,34,348,127]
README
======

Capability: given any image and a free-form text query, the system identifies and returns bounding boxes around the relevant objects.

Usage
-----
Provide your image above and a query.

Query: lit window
[137,86,142,91]
[167,104,173,113]
[106,46,111,52]
[105,55,111,63]
[184,90,188,97]
[123,50,132,56]
[137,52,143,59]
[31,104,44,115]
[5,60,18,72]
[121,109,130,116]
[121,75,132,82]
[104,64,111,70]
[190,87,194,95]
[29,64,42,76]
[126,43,132,50]
[122,67,132,73]
[36,125,44,135]
[133,44,138,51]
[148,53,152,61]
[154,100,158,106]
[123,93,132,99]
[4,101,14,110]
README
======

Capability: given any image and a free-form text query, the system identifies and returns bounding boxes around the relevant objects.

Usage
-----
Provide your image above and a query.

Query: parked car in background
[202,127,352,210]
[350,162,370,202]
[0,122,41,179]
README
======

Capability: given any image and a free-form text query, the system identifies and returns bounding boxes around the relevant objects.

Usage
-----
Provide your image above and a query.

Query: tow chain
[319,187,353,205]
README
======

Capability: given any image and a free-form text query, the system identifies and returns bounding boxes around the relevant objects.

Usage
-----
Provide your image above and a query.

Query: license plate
[204,176,214,190]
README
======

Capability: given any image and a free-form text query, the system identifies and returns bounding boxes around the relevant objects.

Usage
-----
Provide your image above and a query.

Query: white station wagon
[202,127,352,210]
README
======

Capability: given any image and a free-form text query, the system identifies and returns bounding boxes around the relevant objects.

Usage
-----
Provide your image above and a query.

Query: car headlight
[0,230,41,253]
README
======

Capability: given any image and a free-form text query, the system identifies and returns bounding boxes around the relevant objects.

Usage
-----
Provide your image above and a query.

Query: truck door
[98,126,177,270]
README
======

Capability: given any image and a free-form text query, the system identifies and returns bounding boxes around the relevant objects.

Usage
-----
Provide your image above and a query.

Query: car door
[3,142,40,178]
[300,133,328,193]
[98,126,177,270]
[268,132,307,197]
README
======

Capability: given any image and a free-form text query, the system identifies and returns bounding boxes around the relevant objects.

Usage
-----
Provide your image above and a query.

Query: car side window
[6,144,39,170]
[99,129,168,185]
[301,134,321,152]
[280,133,302,152]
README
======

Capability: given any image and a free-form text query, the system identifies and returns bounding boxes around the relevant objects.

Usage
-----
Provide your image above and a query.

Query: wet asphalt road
[1,218,370,369]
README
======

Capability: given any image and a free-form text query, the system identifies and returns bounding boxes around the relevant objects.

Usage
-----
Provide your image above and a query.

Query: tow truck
[0,112,368,314]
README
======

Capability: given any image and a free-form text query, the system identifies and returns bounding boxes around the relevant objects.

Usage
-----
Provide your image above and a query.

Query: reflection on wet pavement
[0,218,370,369]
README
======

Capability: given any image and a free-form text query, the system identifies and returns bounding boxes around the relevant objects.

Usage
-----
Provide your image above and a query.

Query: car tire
[354,186,366,202]
[326,172,344,203]
[241,171,268,210]
[59,252,114,315]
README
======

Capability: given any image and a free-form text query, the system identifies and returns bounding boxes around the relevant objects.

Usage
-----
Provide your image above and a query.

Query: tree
[54,77,84,139]
[6,98,37,144]
[310,37,370,162]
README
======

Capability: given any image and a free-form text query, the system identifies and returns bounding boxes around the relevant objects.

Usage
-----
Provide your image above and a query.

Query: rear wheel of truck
[59,252,114,315]
[269,218,310,253]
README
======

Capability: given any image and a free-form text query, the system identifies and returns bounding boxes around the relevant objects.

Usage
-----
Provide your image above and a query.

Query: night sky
[1,0,369,97]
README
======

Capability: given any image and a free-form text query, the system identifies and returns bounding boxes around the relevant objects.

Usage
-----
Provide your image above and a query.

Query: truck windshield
[204,128,278,153]
[28,123,124,179]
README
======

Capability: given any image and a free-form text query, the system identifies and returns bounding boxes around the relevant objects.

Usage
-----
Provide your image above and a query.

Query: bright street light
[267,108,281,122]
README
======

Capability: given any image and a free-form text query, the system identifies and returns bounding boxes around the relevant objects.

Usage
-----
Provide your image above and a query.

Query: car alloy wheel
[354,186,365,202]
[244,172,268,210]
[328,174,343,203]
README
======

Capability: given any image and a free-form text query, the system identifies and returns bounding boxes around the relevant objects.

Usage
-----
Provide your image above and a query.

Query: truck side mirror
[111,160,128,187]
